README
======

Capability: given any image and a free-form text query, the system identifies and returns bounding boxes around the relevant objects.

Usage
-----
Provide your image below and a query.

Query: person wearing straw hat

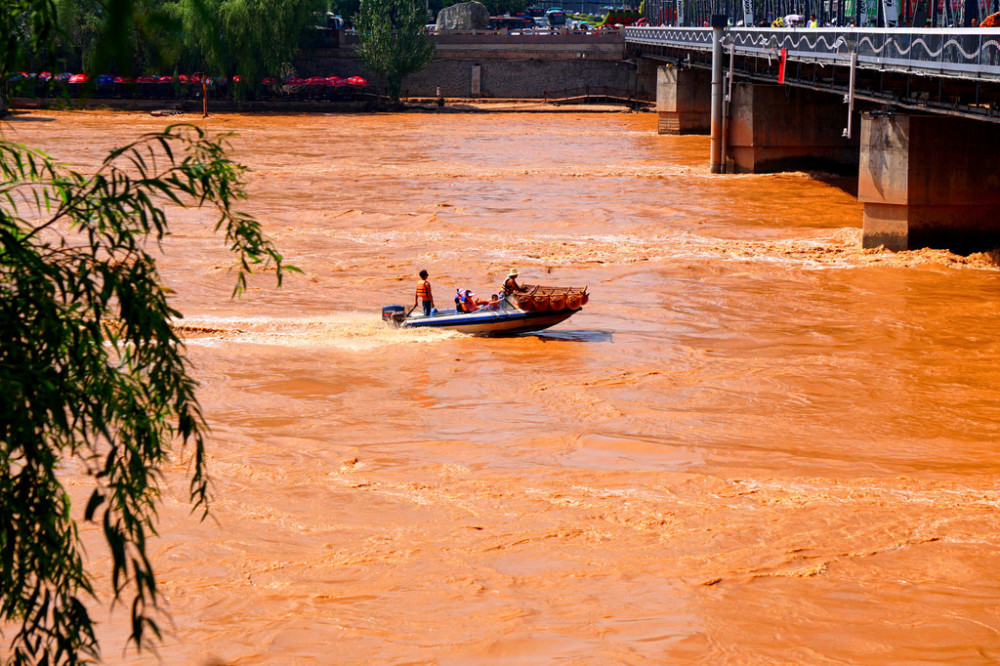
[502,268,527,295]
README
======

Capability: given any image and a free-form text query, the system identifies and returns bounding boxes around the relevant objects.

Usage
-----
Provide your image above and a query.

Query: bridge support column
[726,83,858,174]
[656,66,711,135]
[859,114,1000,252]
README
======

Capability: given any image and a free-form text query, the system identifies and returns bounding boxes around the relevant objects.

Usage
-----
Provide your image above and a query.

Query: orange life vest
[458,292,477,312]
[416,279,431,300]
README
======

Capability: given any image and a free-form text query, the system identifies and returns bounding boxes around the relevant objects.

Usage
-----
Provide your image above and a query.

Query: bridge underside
[859,114,1000,253]
[727,83,860,175]
[630,28,1000,252]
[643,58,1000,252]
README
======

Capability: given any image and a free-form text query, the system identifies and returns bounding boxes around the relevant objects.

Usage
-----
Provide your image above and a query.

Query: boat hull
[401,307,580,336]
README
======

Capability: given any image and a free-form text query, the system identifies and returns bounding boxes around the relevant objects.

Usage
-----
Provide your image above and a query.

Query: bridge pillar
[656,66,711,135]
[726,83,858,174]
[859,114,1000,253]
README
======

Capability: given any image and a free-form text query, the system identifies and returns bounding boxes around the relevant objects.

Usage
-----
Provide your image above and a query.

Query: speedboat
[382,284,588,337]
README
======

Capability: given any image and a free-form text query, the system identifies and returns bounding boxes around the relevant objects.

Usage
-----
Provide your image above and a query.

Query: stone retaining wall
[297,45,636,98]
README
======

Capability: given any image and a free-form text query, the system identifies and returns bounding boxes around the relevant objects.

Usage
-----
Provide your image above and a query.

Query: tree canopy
[1,0,325,102]
[169,0,325,92]
[0,123,292,665]
[354,0,435,103]
[1,1,294,663]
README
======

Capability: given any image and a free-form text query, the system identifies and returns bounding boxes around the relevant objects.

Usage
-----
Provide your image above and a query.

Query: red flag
[778,48,788,84]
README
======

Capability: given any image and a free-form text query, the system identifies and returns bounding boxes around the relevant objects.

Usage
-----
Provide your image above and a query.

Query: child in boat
[456,289,478,313]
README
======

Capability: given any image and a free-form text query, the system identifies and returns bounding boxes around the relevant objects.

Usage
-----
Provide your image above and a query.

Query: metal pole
[710,16,725,173]
[844,50,857,139]
[721,37,734,172]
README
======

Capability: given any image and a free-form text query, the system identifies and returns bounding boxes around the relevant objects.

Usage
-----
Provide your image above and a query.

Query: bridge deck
[626,27,1000,80]
[626,27,1000,121]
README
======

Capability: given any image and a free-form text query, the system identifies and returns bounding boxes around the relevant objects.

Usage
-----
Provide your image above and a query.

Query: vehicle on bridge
[546,8,568,26]
[488,15,535,30]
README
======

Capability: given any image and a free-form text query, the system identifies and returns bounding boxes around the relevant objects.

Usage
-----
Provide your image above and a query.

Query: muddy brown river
[7,109,1000,664]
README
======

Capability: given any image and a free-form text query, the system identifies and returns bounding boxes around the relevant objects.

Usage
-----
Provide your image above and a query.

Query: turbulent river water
[8,109,1000,664]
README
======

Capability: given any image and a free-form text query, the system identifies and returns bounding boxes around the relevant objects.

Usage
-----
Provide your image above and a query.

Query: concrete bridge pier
[859,114,1000,253]
[726,83,859,174]
[656,66,711,135]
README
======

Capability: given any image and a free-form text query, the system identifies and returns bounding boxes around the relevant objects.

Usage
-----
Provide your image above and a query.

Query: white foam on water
[173,312,459,351]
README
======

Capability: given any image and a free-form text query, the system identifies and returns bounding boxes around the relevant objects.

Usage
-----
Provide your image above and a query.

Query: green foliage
[329,0,361,25]
[0,125,292,663]
[2,0,325,103]
[354,0,435,103]
[170,0,325,94]
[0,0,57,110]
[51,0,187,77]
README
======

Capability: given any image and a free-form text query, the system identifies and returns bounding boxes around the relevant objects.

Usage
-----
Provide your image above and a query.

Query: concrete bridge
[626,26,1000,252]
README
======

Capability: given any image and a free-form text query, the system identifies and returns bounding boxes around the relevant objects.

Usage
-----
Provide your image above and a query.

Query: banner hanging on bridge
[677,0,684,27]
[866,0,880,24]
[861,0,880,26]
[882,0,900,25]
[742,0,754,26]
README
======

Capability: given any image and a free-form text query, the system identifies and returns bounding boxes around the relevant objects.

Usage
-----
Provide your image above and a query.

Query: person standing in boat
[414,269,434,316]
[502,268,527,295]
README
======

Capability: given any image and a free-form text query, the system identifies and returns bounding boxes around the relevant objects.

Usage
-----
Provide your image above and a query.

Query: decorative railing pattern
[625,27,1000,79]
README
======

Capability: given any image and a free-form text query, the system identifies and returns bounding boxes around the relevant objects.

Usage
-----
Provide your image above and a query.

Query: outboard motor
[381,304,406,327]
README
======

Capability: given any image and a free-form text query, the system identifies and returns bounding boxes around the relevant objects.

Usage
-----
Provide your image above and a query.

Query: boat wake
[171,312,459,350]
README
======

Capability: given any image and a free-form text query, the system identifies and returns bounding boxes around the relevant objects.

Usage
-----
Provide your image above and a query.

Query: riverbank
[10,96,646,115]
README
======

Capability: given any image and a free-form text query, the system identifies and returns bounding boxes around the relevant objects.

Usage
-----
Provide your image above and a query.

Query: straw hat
[508,268,519,277]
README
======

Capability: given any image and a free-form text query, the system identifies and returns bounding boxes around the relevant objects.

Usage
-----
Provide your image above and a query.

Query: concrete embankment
[9,33,653,114]
[297,33,647,100]
[10,96,642,115]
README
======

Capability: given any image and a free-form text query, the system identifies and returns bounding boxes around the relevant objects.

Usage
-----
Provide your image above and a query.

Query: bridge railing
[625,27,1000,80]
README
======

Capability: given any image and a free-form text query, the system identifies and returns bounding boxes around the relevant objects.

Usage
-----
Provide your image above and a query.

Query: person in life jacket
[414,269,434,316]
[456,288,480,313]
[502,268,527,295]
